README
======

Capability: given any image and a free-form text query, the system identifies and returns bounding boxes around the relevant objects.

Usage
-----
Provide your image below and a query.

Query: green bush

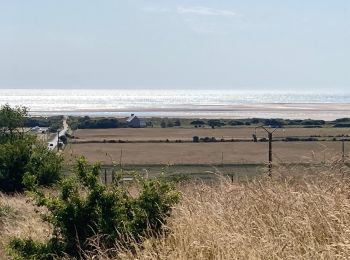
[200,136,217,142]
[301,119,325,126]
[166,121,174,127]
[160,120,167,128]
[208,120,225,128]
[263,119,285,127]
[59,135,68,144]
[10,158,180,259]
[228,120,244,126]
[0,104,27,144]
[286,119,303,125]
[333,123,350,128]
[27,144,63,186]
[8,238,61,260]
[24,116,63,129]
[68,116,123,130]
[190,120,205,126]
[333,118,350,123]
[250,118,264,124]
[174,119,181,127]
[0,137,62,192]
[0,138,33,192]
[284,137,301,142]
[0,105,63,192]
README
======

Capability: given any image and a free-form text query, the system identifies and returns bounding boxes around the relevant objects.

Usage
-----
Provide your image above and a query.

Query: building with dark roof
[126,114,146,128]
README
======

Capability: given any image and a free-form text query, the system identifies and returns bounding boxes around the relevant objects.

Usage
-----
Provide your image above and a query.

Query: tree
[263,119,285,128]
[68,116,121,130]
[228,120,244,126]
[190,120,205,127]
[0,105,62,192]
[59,135,67,145]
[0,104,27,143]
[174,119,181,127]
[301,119,325,126]
[160,120,167,128]
[208,120,225,128]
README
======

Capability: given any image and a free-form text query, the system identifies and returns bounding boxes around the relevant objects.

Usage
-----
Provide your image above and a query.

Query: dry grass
[65,141,344,165]
[2,164,350,259]
[85,163,350,259]
[0,193,51,259]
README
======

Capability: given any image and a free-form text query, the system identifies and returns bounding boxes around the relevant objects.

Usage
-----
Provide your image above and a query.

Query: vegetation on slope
[2,163,350,259]
[0,104,62,192]
[87,164,350,259]
[8,158,180,259]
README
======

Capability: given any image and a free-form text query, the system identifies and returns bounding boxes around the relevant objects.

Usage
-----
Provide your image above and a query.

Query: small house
[126,114,146,128]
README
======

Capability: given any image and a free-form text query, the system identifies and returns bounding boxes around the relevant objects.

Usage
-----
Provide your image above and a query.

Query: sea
[1,89,350,120]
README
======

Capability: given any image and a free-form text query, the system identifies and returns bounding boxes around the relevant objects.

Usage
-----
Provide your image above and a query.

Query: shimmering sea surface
[1,89,350,119]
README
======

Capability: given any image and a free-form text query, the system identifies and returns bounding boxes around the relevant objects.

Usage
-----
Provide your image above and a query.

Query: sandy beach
[30,103,350,120]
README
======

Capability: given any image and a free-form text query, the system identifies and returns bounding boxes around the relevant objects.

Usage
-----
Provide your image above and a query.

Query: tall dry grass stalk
[87,163,350,259]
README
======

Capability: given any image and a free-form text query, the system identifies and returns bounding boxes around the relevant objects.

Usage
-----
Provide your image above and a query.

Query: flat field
[73,127,350,142]
[65,141,344,165]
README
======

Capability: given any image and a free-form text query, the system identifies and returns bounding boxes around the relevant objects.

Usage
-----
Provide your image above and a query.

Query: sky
[0,0,349,91]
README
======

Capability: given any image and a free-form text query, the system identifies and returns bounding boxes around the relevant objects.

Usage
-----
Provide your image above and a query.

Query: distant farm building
[126,114,146,128]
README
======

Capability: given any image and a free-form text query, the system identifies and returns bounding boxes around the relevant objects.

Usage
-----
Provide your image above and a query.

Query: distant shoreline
[3,89,350,120]
[28,103,350,120]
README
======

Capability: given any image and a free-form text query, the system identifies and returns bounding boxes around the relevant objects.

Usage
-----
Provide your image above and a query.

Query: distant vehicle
[48,141,64,150]
[30,126,42,132]
[48,142,55,150]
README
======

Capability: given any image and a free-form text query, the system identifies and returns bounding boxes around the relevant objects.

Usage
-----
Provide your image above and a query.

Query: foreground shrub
[0,138,63,192]
[0,105,63,192]
[0,138,33,192]
[8,238,60,260]
[26,144,63,186]
[9,157,180,259]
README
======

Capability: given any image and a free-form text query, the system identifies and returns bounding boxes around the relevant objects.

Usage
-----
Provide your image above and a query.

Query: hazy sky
[0,0,349,91]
